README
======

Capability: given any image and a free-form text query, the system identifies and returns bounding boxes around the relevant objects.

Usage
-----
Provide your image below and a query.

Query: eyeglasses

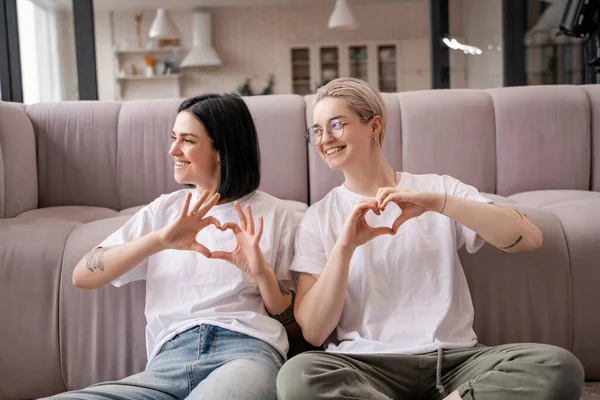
[305,117,369,146]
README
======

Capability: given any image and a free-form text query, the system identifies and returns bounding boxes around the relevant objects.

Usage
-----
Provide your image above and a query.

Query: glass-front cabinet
[290,42,400,95]
[290,47,311,96]
[377,45,397,92]
[319,47,340,86]
[349,45,368,81]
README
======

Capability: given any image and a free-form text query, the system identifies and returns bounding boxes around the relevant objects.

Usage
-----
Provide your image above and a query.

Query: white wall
[95,9,116,101]
[96,1,432,100]
[55,9,78,100]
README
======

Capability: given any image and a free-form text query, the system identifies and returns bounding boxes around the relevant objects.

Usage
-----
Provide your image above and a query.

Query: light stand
[559,0,600,83]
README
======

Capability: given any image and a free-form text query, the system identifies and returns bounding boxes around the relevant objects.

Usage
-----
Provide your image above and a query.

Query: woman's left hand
[210,202,268,277]
[376,187,444,233]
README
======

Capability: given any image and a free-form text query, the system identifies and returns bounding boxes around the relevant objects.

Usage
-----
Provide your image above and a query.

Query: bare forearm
[441,195,543,252]
[72,231,165,289]
[254,267,297,334]
[255,267,293,315]
[296,243,353,346]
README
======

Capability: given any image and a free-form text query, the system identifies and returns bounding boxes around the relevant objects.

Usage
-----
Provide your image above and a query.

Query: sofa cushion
[460,204,572,350]
[0,218,78,399]
[26,102,122,209]
[0,102,38,218]
[115,99,182,210]
[60,216,147,390]
[582,85,600,192]
[397,89,496,194]
[508,190,600,208]
[488,86,591,196]
[119,205,144,216]
[543,199,600,379]
[15,206,119,224]
[248,95,309,204]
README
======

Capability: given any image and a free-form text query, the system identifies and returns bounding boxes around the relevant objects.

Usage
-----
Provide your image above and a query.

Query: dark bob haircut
[178,93,261,201]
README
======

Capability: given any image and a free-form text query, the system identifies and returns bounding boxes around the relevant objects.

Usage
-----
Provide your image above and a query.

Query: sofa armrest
[0,102,38,218]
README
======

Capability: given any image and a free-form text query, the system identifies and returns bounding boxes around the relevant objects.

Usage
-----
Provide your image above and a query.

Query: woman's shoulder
[302,187,346,221]
[249,191,306,230]
[145,188,191,214]
[401,172,460,190]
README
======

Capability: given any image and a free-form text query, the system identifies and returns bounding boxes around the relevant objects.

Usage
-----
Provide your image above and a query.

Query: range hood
[181,10,222,68]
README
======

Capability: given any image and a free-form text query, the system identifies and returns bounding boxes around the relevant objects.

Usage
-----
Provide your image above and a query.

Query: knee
[276,353,322,400]
[541,345,585,399]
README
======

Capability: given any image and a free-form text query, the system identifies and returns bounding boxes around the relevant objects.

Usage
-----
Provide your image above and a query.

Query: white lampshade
[149,8,180,40]
[328,0,357,30]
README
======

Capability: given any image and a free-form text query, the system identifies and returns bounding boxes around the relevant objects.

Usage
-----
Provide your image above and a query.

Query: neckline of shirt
[191,190,258,215]
[339,171,407,201]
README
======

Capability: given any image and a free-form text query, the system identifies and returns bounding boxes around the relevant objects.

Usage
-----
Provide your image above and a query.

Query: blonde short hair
[314,77,388,142]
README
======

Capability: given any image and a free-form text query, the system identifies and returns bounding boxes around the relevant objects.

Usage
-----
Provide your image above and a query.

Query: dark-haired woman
[50,94,301,400]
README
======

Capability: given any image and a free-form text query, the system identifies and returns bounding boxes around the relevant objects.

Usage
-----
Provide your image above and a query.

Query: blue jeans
[49,324,283,400]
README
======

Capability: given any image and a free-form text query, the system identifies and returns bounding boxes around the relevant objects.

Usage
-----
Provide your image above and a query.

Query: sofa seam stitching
[551,211,575,353]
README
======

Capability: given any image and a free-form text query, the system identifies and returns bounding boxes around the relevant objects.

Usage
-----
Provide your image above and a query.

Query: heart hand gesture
[210,202,268,277]
[376,187,443,233]
[337,199,395,250]
[157,190,221,257]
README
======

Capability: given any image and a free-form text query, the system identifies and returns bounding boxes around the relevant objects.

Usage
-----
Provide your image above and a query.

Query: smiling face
[169,111,220,187]
[312,96,379,171]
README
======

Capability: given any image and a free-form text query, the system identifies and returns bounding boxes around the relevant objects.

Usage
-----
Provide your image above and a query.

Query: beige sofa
[0,85,599,399]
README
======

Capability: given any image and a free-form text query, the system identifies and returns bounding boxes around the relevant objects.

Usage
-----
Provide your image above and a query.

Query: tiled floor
[584,382,600,400]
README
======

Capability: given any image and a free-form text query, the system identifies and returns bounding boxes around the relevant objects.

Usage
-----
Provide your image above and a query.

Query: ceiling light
[149,8,179,40]
[328,0,357,30]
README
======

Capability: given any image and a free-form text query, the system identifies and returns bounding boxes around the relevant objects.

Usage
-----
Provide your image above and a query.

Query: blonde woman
[276,78,584,400]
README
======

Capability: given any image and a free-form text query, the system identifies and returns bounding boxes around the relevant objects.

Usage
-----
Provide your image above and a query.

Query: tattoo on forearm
[86,247,108,274]
[270,291,296,326]
[501,235,523,250]
[277,279,290,295]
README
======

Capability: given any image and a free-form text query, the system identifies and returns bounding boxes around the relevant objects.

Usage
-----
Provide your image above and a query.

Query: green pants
[276,343,584,400]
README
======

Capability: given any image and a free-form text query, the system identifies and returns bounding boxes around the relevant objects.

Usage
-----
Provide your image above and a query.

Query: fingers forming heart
[365,201,402,229]
[364,201,418,234]
[197,220,237,256]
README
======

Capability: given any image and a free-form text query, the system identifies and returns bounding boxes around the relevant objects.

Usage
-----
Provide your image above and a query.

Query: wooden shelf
[292,61,310,66]
[115,47,184,55]
[117,73,183,81]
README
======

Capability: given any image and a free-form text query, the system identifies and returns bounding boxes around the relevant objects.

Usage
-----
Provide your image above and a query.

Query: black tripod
[586,31,600,83]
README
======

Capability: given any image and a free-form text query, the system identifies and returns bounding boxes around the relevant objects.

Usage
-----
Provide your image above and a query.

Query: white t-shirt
[291,172,491,355]
[99,189,303,364]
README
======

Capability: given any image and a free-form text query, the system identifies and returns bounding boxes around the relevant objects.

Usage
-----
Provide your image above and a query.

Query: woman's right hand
[157,190,221,257]
[337,199,394,251]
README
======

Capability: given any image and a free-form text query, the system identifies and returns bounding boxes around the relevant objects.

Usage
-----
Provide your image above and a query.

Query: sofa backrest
[14,95,308,213]
[1,85,599,219]
[583,85,600,192]
[26,101,123,210]
[0,102,37,218]
[488,85,591,196]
